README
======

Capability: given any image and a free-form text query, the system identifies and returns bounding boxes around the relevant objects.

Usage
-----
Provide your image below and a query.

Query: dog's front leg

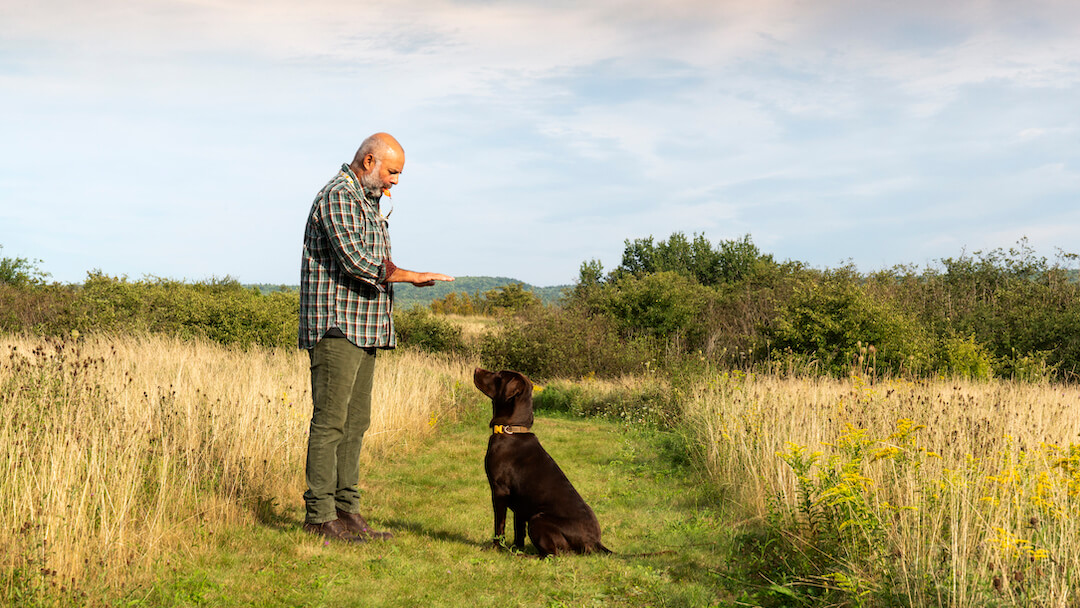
[490,492,510,549]
[512,511,527,550]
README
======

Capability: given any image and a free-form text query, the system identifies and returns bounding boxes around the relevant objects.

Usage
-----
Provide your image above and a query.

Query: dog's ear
[501,371,532,400]
[473,367,497,398]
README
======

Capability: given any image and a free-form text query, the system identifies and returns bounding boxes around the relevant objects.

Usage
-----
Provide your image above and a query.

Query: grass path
[122,412,740,607]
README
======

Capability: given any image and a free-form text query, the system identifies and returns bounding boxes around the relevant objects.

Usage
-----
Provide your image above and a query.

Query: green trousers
[304,337,376,524]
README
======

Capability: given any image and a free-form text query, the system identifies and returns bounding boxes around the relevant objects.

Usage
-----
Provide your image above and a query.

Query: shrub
[483,282,541,313]
[939,335,994,380]
[768,268,934,376]
[0,245,50,287]
[429,291,482,315]
[1005,349,1058,383]
[576,271,714,352]
[3,273,298,349]
[394,307,465,354]
[429,283,542,316]
[478,307,652,381]
[608,232,779,287]
[533,377,679,428]
[0,284,77,334]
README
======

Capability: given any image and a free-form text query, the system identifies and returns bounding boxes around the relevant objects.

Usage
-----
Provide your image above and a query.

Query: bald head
[350,132,405,199]
[352,132,403,166]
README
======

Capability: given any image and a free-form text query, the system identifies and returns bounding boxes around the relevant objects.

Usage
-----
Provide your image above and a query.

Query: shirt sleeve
[381,258,398,284]
[319,189,388,288]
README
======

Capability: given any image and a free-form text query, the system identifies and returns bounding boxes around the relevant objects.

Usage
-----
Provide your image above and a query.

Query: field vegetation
[2,235,1080,606]
[0,333,473,605]
[685,372,1080,606]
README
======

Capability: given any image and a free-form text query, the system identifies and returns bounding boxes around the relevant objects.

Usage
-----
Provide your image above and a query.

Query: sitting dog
[473,367,610,557]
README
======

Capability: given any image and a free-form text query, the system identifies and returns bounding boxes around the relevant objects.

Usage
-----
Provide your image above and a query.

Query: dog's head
[473,367,535,428]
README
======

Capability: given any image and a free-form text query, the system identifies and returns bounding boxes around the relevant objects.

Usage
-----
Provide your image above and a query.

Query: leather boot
[336,509,394,540]
[303,518,366,543]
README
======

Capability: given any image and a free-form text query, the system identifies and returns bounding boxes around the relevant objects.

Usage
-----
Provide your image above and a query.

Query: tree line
[478,233,1080,382]
[2,236,1078,382]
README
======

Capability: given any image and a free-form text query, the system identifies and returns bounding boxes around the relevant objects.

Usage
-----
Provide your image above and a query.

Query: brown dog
[473,367,610,557]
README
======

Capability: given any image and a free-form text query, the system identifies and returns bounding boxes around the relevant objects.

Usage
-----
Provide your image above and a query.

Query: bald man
[299,133,453,543]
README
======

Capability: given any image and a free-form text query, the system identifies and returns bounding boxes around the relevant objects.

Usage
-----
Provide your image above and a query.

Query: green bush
[0,284,77,334]
[900,241,1080,381]
[429,282,543,316]
[429,291,483,315]
[533,379,680,428]
[575,271,714,352]
[176,284,297,348]
[394,307,465,353]
[2,273,298,349]
[0,245,50,287]
[478,307,652,381]
[1005,349,1057,383]
[483,282,541,313]
[531,383,574,413]
[608,232,779,287]
[938,335,994,380]
[768,268,933,376]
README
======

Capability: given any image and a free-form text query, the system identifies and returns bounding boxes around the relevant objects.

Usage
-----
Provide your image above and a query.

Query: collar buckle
[493,424,530,435]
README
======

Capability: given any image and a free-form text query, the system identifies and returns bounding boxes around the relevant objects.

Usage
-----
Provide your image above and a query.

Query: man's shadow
[380,519,483,548]
[252,497,297,532]
[252,501,484,549]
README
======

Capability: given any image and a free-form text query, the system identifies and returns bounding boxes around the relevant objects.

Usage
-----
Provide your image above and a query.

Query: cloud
[2,0,1080,285]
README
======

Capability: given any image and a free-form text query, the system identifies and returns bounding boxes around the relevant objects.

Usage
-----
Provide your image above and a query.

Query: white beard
[359,165,384,201]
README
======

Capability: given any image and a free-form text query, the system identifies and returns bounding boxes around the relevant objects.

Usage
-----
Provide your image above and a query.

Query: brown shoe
[336,509,394,540]
[303,518,366,543]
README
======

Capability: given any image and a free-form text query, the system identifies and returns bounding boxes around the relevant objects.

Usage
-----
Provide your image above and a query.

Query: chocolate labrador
[473,367,610,557]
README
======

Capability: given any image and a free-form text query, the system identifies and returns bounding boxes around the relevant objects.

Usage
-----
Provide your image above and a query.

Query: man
[299,132,453,543]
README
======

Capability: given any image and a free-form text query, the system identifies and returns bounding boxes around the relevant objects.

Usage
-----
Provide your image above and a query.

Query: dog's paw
[484,537,510,552]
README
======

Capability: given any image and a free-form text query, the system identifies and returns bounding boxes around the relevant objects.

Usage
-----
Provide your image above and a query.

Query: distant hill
[396,276,570,309]
[248,283,298,294]
[248,277,571,308]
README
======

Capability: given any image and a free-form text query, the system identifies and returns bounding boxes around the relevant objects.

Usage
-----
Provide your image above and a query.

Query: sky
[2,0,1078,287]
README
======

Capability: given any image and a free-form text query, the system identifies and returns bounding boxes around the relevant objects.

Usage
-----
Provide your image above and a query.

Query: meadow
[3,331,1079,606]
[685,371,1080,606]
[0,333,472,605]
[3,234,1079,605]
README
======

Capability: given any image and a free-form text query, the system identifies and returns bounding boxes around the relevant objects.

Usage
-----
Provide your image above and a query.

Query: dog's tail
[602,544,677,558]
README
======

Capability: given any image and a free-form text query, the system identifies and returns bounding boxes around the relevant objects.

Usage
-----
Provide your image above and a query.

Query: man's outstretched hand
[409,272,455,287]
[386,267,455,288]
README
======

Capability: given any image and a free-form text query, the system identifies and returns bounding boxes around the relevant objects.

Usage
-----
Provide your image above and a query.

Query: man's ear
[363,153,378,171]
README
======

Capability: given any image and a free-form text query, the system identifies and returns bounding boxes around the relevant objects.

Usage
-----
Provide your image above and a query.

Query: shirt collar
[340,163,384,214]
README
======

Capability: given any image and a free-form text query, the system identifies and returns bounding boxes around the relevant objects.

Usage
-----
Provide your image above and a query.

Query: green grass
[114,411,741,607]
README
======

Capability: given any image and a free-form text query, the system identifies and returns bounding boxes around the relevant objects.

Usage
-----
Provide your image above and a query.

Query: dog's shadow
[380,520,547,557]
[381,519,488,549]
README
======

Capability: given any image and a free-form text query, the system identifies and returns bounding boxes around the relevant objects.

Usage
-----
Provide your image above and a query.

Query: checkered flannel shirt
[298,164,398,350]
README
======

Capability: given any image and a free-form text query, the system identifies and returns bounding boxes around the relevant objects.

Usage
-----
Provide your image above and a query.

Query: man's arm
[385,266,454,287]
[320,192,389,288]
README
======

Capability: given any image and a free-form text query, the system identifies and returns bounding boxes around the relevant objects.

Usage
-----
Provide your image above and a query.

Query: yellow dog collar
[493,424,532,435]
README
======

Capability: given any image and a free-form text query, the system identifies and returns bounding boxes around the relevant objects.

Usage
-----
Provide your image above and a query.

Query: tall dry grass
[441,314,500,345]
[0,333,472,601]
[687,371,1080,606]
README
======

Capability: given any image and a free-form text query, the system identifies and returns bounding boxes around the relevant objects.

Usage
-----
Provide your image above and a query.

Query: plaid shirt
[299,164,398,350]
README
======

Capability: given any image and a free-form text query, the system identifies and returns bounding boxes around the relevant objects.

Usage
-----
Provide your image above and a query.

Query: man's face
[359,148,404,197]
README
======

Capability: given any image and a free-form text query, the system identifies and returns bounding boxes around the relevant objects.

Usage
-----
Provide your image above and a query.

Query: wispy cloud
[2,0,1078,284]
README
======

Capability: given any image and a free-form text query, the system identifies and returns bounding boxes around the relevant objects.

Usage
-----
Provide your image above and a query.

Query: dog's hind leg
[528,518,572,557]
